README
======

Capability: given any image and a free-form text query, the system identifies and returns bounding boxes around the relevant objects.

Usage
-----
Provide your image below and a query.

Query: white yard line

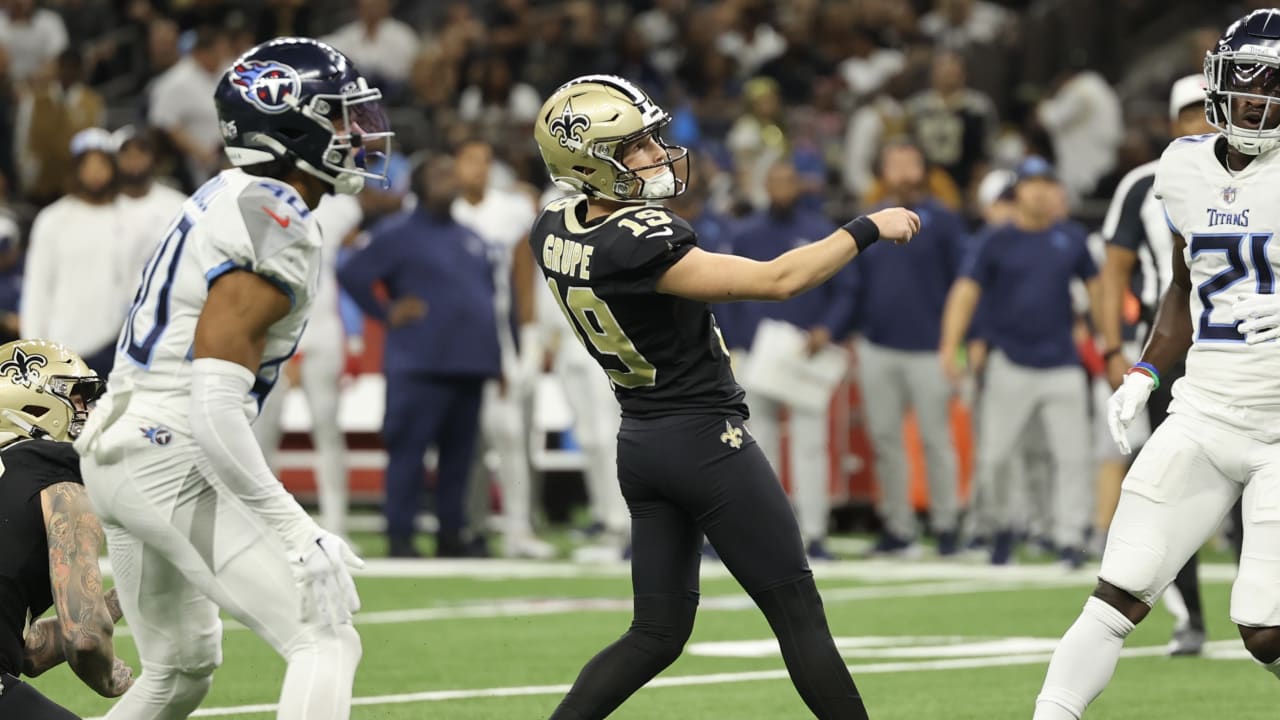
[86,640,1246,719]
[109,579,1073,638]
[100,556,1241,585]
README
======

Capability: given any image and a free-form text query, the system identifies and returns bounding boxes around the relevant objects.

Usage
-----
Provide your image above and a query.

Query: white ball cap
[1169,74,1208,121]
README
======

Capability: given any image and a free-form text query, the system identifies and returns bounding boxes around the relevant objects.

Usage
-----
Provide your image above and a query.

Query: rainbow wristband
[1127,362,1160,390]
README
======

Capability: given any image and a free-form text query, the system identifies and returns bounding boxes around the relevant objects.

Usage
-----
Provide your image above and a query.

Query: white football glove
[290,530,364,627]
[1107,372,1156,455]
[1232,294,1280,345]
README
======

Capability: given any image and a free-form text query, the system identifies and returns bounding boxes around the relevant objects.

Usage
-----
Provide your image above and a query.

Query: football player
[0,340,131,718]
[73,38,391,720]
[531,74,918,720]
[1034,10,1280,718]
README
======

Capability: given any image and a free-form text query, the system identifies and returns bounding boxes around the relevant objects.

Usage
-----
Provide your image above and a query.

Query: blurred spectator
[256,192,363,541]
[146,16,180,79]
[1035,62,1124,200]
[14,49,104,206]
[610,26,666,100]
[20,128,126,375]
[0,173,21,341]
[449,138,552,560]
[485,0,532,71]
[403,46,461,154]
[838,27,906,100]
[854,141,968,556]
[731,160,855,559]
[338,155,501,558]
[919,0,1011,50]
[727,76,788,210]
[939,157,1100,567]
[675,43,740,138]
[148,25,230,188]
[321,0,419,89]
[758,11,833,105]
[112,126,185,281]
[843,70,910,202]
[0,0,68,85]
[634,0,685,76]
[715,0,785,79]
[906,51,997,202]
[457,54,541,134]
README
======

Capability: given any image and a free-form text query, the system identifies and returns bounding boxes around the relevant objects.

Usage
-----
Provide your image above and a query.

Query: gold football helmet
[534,74,688,202]
[0,339,104,442]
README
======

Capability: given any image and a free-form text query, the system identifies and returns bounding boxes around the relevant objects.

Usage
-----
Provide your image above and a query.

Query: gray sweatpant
[858,340,960,540]
[972,351,1092,550]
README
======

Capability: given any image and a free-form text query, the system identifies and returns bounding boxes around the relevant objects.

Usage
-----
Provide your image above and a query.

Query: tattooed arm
[37,482,132,697]
[23,587,124,677]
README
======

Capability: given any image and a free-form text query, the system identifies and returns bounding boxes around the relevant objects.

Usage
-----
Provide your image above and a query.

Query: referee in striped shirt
[1097,74,1218,656]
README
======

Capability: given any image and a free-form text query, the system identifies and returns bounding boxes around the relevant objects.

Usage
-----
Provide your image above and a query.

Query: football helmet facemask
[0,339,104,443]
[534,75,688,203]
[214,37,394,195]
[1206,8,1280,155]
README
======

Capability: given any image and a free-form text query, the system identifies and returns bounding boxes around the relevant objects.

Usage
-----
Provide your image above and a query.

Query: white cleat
[503,534,557,560]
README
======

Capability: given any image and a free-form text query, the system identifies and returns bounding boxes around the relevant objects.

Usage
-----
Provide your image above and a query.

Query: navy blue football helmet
[1206,8,1280,155]
[214,37,392,194]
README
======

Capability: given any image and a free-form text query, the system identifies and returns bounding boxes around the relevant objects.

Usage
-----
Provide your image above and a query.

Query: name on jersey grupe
[1207,208,1250,227]
[543,234,594,280]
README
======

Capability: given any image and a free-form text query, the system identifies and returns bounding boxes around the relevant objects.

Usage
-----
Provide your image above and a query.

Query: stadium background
[4,0,1275,717]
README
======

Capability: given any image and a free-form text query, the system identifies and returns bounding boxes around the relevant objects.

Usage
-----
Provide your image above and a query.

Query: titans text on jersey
[1155,133,1280,439]
[531,195,745,418]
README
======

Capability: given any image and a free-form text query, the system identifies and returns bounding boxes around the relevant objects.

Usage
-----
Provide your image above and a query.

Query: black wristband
[842,215,880,253]
[1102,347,1122,361]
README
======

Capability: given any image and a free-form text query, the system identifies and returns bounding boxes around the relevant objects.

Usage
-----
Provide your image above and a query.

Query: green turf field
[29,549,1272,719]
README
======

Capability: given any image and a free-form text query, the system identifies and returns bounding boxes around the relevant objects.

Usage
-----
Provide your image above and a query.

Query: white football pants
[82,408,360,720]
[558,347,628,534]
[747,392,831,543]
[1101,408,1280,627]
[472,378,539,537]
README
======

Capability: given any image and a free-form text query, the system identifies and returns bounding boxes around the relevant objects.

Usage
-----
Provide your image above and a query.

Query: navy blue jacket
[849,200,969,351]
[725,207,855,349]
[337,209,501,378]
[961,220,1097,369]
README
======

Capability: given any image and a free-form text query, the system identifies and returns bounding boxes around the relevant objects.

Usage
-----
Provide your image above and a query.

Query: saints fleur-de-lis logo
[548,99,591,151]
[0,348,46,387]
[720,420,744,450]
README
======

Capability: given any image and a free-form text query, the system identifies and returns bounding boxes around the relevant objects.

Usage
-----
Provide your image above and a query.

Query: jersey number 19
[547,278,657,389]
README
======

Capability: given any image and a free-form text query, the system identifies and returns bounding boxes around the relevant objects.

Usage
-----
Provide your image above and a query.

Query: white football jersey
[1155,133,1280,438]
[108,169,322,432]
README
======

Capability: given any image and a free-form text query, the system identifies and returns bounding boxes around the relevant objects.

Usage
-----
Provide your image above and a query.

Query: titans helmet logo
[549,100,591,151]
[230,60,302,114]
[0,348,46,387]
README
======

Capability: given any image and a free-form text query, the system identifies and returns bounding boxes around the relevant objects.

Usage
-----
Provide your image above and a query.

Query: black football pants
[549,413,867,720]
[0,673,80,719]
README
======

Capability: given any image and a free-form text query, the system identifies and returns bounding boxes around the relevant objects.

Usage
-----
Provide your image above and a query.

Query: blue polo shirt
[729,207,855,349]
[337,209,501,378]
[849,200,969,351]
[961,220,1096,369]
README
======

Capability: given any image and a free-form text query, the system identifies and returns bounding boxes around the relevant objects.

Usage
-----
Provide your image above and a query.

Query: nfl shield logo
[1223,186,1238,205]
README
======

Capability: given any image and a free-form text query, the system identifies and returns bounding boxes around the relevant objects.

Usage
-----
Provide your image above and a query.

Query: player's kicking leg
[84,428,360,720]
[1033,412,1243,719]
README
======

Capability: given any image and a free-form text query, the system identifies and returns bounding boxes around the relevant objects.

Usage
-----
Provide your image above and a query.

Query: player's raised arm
[655,207,919,303]
[36,481,131,697]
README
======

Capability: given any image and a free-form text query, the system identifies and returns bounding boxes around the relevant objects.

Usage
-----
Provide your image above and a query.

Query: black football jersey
[0,439,83,675]
[531,195,746,418]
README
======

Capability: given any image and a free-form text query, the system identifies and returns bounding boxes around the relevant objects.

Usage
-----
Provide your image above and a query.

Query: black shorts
[618,413,811,597]
[0,672,80,719]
